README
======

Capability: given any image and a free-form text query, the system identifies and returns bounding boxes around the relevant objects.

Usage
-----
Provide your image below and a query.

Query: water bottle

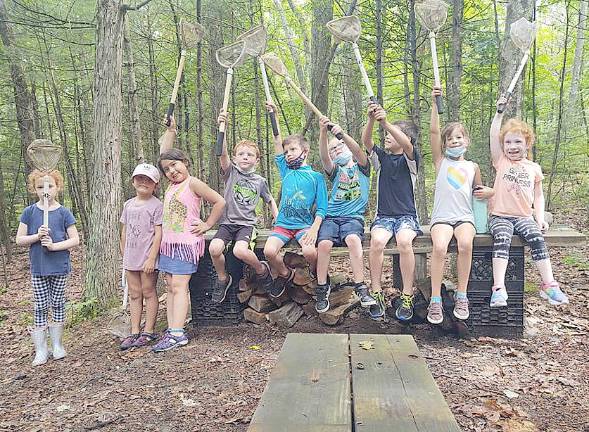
[472,192,488,234]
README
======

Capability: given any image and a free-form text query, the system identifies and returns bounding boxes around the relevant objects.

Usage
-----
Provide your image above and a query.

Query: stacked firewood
[238,252,360,327]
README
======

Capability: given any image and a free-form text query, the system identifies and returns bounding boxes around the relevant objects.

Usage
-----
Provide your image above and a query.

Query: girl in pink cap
[119,163,163,349]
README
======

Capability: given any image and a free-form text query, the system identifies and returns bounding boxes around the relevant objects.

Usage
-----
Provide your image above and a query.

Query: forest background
[0,0,587,310]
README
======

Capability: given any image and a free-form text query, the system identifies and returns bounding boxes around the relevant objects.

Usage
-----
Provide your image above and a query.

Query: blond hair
[27,169,64,195]
[234,139,260,159]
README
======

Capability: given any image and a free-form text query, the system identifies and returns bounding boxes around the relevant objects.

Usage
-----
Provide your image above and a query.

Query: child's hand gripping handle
[269,111,279,137]
[496,92,511,114]
[165,103,175,127]
[327,125,343,140]
[435,94,444,115]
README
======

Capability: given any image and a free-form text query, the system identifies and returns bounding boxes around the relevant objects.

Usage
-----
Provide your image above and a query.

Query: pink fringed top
[160,176,205,264]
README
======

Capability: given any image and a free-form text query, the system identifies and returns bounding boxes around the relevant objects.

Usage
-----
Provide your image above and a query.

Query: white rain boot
[48,323,67,360]
[31,327,49,366]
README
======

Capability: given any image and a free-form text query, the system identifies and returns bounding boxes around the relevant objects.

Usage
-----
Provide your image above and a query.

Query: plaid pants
[31,274,68,327]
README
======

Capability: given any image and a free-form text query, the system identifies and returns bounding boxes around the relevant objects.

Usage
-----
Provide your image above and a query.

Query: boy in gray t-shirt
[209,111,278,303]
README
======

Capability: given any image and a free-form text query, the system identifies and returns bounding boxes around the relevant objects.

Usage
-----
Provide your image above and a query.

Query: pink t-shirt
[120,196,163,271]
[489,155,544,218]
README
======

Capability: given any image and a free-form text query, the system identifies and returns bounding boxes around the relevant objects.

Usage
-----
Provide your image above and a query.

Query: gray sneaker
[453,296,470,320]
[427,302,443,324]
[211,275,232,303]
[354,283,377,307]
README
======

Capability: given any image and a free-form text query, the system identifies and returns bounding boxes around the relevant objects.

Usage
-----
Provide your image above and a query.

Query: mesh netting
[326,15,361,43]
[180,20,205,49]
[415,0,449,32]
[26,139,61,172]
[261,53,289,77]
[216,40,247,68]
[238,26,267,57]
[510,17,536,51]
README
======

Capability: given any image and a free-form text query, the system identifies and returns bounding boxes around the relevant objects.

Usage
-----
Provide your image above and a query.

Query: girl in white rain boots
[16,169,79,366]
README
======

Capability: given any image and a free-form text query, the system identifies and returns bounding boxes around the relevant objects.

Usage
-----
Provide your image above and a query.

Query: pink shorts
[270,226,310,244]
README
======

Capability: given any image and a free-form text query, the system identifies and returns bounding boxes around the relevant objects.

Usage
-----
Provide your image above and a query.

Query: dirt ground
[1,209,588,432]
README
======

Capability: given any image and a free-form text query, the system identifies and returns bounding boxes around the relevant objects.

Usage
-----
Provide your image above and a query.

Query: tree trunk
[85,0,126,306]
[195,0,205,179]
[565,0,587,125]
[546,2,570,210]
[0,158,11,262]
[448,0,464,121]
[0,0,36,179]
[123,18,145,163]
[307,0,333,158]
[498,0,534,118]
[408,0,428,223]
[375,0,385,146]
[146,13,160,164]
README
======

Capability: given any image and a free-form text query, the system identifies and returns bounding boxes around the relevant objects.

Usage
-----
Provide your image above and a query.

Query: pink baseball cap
[132,163,160,183]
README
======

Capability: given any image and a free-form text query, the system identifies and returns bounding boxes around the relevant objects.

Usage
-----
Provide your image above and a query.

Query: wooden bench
[194,225,586,335]
[247,333,461,432]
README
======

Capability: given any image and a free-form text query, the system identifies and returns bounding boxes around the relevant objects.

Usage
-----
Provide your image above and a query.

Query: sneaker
[132,332,158,348]
[490,286,508,308]
[211,275,232,303]
[539,281,569,305]
[395,293,414,322]
[368,291,386,320]
[453,296,470,320]
[120,333,139,350]
[269,268,294,298]
[427,301,444,324]
[152,332,188,352]
[354,283,377,307]
[315,283,332,313]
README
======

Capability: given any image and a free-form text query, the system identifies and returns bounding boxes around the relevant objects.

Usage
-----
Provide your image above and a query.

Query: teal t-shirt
[326,162,370,220]
[275,154,328,229]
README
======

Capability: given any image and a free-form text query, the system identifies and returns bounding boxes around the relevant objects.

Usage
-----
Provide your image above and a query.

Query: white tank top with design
[430,157,476,225]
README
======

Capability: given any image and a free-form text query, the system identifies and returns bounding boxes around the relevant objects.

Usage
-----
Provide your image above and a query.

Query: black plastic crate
[189,249,246,326]
[467,246,525,337]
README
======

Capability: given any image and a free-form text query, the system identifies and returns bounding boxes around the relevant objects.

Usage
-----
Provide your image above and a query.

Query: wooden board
[350,334,461,432]
[248,333,352,432]
[204,225,586,251]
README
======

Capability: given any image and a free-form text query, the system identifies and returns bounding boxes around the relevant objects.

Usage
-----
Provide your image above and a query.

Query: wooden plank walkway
[248,334,461,432]
[248,333,352,432]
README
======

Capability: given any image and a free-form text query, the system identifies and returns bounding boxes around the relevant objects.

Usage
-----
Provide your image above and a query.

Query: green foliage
[66,296,101,328]
[562,253,589,271]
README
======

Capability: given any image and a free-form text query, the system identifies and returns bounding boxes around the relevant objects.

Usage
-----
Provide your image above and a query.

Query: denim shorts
[158,254,198,275]
[371,215,422,236]
[318,216,364,246]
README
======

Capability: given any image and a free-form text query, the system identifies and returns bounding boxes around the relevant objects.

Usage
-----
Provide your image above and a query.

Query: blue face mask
[445,146,466,158]
[332,149,353,166]
[287,151,307,170]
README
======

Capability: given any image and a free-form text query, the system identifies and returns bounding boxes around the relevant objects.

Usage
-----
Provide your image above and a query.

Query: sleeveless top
[430,157,476,225]
[160,177,205,264]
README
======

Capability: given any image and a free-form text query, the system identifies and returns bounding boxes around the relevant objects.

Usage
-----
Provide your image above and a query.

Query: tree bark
[0,158,11,262]
[408,0,428,223]
[123,18,145,163]
[448,0,464,121]
[498,0,534,118]
[195,0,204,179]
[565,0,587,125]
[85,0,126,306]
[0,0,37,179]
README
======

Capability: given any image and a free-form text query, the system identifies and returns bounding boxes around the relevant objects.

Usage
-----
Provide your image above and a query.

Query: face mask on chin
[332,149,353,166]
[287,151,307,169]
[445,146,466,158]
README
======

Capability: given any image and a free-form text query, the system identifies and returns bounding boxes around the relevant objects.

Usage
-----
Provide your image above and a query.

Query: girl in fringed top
[153,116,225,352]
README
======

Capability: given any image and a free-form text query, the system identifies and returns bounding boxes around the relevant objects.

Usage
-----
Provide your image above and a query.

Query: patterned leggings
[489,216,549,261]
[31,275,68,327]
